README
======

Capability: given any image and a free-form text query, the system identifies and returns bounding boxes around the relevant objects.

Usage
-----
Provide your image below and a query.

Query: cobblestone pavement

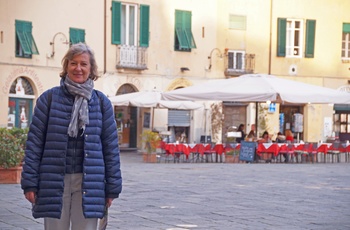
[1,151,350,230]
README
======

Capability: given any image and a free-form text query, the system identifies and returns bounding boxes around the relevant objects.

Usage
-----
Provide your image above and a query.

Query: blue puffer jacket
[21,84,122,219]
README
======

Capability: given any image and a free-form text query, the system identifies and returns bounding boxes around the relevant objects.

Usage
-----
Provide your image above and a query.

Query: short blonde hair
[60,43,99,81]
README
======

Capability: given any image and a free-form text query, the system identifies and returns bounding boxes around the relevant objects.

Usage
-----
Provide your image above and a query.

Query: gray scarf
[64,76,94,138]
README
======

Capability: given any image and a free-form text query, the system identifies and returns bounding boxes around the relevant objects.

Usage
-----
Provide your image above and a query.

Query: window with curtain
[69,28,85,44]
[277,18,316,58]
[342,23,350,60]
[15,20,39,58]
[111,1,149,47]
[174,10,196,51]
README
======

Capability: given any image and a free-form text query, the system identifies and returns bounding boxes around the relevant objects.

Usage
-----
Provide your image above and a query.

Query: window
[277,18,315,58]
[227,50,245,71]
[174,10,196,51]
[342,23,350,60]
[333,113,350,133]
[111,1,150,47]
[69,28,85,44]
[286,19,303,57]
[15,20,39,58]
[229,15,246,30]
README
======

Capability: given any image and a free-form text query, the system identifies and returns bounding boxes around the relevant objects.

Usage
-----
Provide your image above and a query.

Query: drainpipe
[256,0,273,136]
[103,0,107,73]
[268,0,273,75]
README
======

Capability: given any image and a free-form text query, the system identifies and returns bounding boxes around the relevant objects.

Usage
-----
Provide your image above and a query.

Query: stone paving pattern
[0,151,350,230]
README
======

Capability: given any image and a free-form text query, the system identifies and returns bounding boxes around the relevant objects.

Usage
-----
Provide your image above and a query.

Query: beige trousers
[44,173,98,230]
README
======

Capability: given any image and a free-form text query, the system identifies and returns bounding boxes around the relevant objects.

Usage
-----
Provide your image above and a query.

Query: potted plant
[141,130,161,163]
[0,127,28,183]
[225,149,239,163]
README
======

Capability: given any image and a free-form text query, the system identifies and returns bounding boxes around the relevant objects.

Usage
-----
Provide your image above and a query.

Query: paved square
[1,152,349,230]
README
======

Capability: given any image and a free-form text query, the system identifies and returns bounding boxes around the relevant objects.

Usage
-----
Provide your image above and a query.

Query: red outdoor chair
[203,143,217,163]
[327,142,341,163]
[308,143,319,163]
[279,143,295,163]
[294,143,311,163]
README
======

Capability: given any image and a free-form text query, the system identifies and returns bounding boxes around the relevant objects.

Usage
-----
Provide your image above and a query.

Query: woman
[259,130,271,143]
[21,43,122,230]
[235,124,245,143]
[245,130,255,141]
[285,129,294,143]
[275,132,286,143]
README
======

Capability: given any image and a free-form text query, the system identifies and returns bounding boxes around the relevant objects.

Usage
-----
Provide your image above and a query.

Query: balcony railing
[116,45,148,70]
[224,53,255,77]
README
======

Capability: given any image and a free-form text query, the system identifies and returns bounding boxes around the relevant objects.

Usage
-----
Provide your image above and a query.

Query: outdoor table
[164,143,190,162]
[224,143,241,152]
[339,143,350,162]
[316,143,332,154]
[188,143,206,162]
[257,143,281,157]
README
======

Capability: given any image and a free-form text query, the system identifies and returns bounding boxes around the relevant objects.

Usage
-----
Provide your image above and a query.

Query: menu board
[239,141,256,162]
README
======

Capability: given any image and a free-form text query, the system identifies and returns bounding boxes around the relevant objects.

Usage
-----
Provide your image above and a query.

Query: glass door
[8,98,33,129]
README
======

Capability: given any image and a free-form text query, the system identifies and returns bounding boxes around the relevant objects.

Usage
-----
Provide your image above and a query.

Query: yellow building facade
[1,0,349,148]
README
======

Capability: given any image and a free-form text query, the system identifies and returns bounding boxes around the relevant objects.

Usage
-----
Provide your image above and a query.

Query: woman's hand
[106,198,114,208]
[24,191,36,204]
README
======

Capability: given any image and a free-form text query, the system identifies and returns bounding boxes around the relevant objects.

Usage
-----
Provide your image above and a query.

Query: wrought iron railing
[116,45,148,70]
[224,53,255,77]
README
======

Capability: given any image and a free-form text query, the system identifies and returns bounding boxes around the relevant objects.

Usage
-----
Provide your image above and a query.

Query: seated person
[275,132,286,143]
[258,131,271,143]
[245,130,256,142]
[285,129,294,143]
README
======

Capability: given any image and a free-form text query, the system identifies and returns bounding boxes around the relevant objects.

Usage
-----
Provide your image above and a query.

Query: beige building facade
[1,0,349,148]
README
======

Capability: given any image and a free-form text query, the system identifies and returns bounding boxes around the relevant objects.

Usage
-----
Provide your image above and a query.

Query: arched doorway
[116,84,138,148]
[8,77,35,129]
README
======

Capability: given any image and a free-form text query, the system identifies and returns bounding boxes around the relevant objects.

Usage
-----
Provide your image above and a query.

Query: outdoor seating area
[157,141,350,164]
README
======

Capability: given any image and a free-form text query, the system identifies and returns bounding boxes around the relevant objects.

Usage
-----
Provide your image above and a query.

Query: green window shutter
[175,10,190,49]
[23,21,39,54]
[16,31,31,55]
[111,1,121,44]
[277,18,286,57]
[70,28,78,44]
[70,28,85,44]
[77,29,85,43]
[183,11,196,48]
[174,10,196,50]
[139,4,150,47]
[343,23,350,33]
[305,20,316,58]
[15,20,39,55]
[25,32,39,54]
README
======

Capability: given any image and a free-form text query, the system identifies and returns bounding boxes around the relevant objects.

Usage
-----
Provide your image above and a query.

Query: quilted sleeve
[21,90,52,193]
[99,93,122,198]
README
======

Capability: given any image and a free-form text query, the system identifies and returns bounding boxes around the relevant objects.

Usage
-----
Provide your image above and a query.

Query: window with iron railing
[224,50,255,76]
[342,23,350,61]
[112,2,149,69]
[116,45,147,70]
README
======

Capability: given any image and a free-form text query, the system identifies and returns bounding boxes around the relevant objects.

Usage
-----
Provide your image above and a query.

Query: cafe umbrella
[108,91,203,129]
[161,74,350,104]
[161,73,350,140]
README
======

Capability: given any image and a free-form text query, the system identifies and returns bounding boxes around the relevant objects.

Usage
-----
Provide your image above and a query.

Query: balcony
[224,53,255,77]
[116,45,148,70]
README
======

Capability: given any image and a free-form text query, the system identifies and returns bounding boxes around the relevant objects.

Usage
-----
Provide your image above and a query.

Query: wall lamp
[48,32,69,58]
[207,48,223,70]
[180,67,190,72]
